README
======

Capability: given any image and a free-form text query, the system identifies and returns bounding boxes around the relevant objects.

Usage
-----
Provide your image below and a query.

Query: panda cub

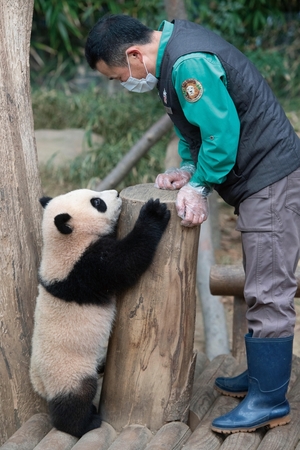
[30,188,170,438]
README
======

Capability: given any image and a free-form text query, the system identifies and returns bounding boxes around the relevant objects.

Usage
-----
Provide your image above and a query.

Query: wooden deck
[2,351,300,450]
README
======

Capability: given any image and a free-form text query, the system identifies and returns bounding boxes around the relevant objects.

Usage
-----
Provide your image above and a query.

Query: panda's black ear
[40,197,52,208]
[54,213,73,235]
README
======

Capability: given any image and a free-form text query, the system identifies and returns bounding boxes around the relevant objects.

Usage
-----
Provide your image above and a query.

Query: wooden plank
[256,367,300,450]
[289,355,300,389]
[191,354,239,401]
[189,354,239,431]
[0,414,51,450]
[210,265,300,297]
[107,425,152,450]
[33,429,78,450]
[71,422,116,450]
[184,396,240,449]
[145,422,191,449]
[193,352,210,383]
[220,431,263,449]
[231,296,248,362]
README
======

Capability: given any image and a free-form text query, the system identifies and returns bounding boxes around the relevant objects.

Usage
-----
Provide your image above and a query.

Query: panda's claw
[139,198,169,221]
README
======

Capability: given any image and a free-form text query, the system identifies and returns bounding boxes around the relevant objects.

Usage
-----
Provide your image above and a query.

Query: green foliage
[31,0,164,86]
[185,0,245,43]
[33,87,171,194]
[31,0,300,98]
[243,15,300,98]
[32,0,300,196]
[185,0,283,47]
[185,0,300,98]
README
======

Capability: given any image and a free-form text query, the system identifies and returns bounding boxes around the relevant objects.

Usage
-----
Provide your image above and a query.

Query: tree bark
[100,184,200,432]
[0,0,46,443]
[164,0,188,20]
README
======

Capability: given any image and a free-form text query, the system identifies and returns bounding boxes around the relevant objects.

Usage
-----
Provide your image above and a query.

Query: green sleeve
[172,52,240,188]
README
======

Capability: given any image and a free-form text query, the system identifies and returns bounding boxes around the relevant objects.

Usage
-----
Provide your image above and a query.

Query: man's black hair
[85,14,153,69]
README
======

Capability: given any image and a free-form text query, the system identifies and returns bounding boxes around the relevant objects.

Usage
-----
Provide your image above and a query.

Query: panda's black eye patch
[91,197,107,213]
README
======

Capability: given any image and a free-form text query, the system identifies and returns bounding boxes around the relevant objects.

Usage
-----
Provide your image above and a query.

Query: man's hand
[155,168,192,190]
[176,184,209,227]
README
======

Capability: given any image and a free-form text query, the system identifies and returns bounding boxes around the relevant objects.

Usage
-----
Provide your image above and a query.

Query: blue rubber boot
[211,333,293,434]
[214,370,248,398]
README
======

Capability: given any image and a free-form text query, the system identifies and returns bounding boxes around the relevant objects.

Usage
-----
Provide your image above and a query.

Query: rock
[35,128,104,167]
[165,135,181,169]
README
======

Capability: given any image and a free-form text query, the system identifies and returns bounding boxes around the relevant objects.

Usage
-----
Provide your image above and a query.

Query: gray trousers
[236,167,300,338]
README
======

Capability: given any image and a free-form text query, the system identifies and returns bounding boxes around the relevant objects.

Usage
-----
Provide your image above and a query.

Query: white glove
[154,166,194,190]
[176,184,210,227]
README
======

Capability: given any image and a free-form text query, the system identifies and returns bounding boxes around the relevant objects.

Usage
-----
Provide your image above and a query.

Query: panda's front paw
[138,199,170,231]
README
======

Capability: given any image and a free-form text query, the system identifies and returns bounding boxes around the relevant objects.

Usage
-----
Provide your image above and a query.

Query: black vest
[157,20,300,212]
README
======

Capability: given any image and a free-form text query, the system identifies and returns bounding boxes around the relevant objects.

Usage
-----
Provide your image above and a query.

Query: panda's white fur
[30,188,170,438]
[39,189,121,281]
[30,287,115,398]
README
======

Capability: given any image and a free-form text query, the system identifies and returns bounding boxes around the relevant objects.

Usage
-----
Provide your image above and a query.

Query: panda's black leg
[48,375,101,438]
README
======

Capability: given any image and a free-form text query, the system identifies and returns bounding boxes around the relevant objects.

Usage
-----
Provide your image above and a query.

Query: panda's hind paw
[85,414,102,433]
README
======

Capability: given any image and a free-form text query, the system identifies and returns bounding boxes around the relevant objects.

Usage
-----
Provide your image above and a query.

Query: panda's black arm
[42,199,170,306]
[84,198,170,293]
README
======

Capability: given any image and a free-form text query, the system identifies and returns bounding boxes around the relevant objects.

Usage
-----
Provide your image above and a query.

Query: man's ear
[126,47,143,62]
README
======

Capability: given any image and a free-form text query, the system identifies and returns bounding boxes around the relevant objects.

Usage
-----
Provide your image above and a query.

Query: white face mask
[121,53,158,93]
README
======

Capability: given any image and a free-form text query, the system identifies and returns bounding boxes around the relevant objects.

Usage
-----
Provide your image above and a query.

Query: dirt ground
[194,197,300,358]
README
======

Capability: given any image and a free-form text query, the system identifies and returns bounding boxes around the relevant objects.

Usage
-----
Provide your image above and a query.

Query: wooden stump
[99,184,200,432]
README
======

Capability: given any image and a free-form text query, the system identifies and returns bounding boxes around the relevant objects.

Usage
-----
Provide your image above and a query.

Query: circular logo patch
[182,79,203,103]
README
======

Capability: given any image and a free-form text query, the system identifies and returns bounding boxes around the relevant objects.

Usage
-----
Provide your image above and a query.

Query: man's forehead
[95,60,115,76]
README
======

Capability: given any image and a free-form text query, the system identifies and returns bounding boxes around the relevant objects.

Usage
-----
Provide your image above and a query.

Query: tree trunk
[164,0,187,20]
[0,0,46,443]
[100,184,200,432]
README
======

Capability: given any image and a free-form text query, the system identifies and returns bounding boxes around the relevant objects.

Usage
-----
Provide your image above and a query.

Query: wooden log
[184,395,240,450]
[71,422,116,450]
[95,115,173,191]
[209,265,245,297]
[290,355,300,388]
[100,184,200,432]
[220,431,263,449]
[106,425,152,450]
[0,414,51,450]
[33,429,78,450]
[210,264,300,361]
[197,215,230,360]
[193,352,210,383]
[189,354,240,432]
[256,365,300,450]
[231,296,248,362]
[210,265,300,297]
[145,422,191,449]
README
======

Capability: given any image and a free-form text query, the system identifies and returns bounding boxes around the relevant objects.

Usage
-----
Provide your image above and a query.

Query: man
[85,14,300,434]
